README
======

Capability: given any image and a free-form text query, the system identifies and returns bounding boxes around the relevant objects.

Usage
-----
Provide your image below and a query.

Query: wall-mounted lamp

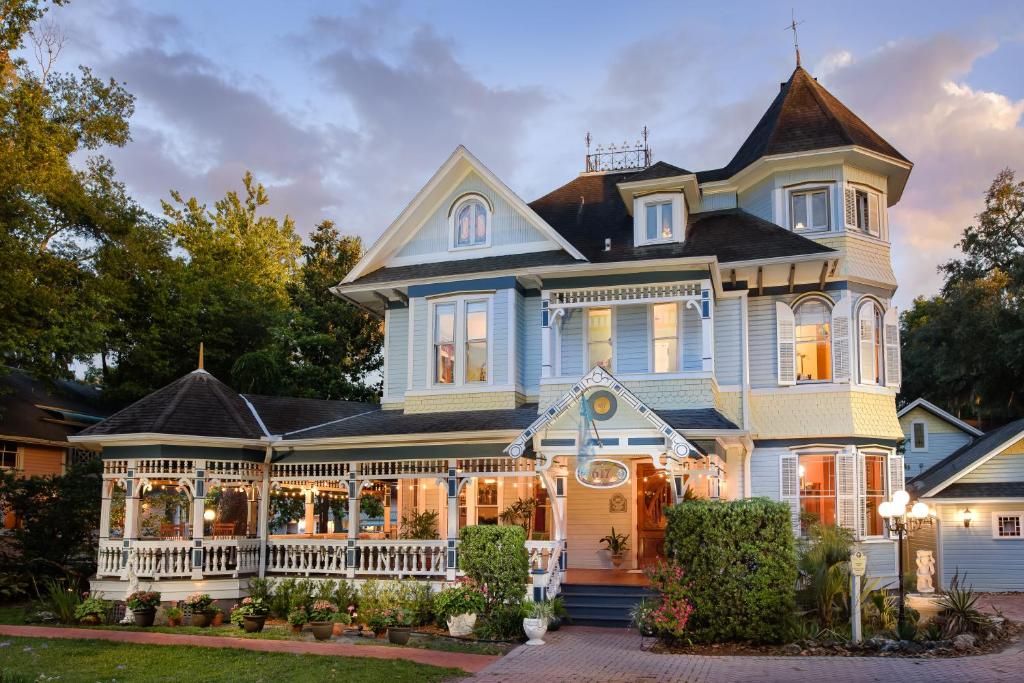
[963,508,973,528]
[203,509,216,522]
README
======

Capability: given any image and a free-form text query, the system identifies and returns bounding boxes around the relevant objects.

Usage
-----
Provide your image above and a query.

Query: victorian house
[73,65,912,618]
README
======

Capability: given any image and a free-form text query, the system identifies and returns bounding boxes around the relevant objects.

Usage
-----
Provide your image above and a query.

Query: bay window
[793,298,832,382]
[798,454,836,532]
[432,297,489,386]
[587,308,613,371]
[651,303,679,373]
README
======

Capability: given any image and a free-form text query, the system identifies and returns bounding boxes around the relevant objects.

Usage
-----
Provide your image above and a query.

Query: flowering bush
[308,599,338,622]
[238,596,269,617]
[184,593,214,612]
[126,591,161,612]
[74,595,111,623]
[434,577,486,623]
[287,605,309,627]
[643,559,695,645]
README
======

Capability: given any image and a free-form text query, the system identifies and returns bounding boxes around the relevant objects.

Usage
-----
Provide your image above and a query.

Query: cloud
[818,34,1024,307]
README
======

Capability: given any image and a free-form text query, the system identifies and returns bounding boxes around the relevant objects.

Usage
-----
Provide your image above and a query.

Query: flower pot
[290,624,303,634]
[168,617,183,627]
[332,622,344,637]
[132,608,156,628]
[547,615,562,632]
[191,611,214,627]
[446,613,477,637]
[388,626,412,645]
[78,614,102,626]
[309,621,334,641]
[523,617,548,645]
[211,611,224,627]
[610,553,624,568]
[242,615,267,633]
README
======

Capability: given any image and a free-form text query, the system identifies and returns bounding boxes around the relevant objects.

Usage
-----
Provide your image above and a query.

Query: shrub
[797,523,855,629]
[38,578,82,625]
[287,606,308,627]
[315,579,358,614]
[434,577,487,624]
[126,591,161,611]
[459,525,529,612]
[309,599,338,622]
[247,577,274,603]
[184,593,213,612]
[268,578,315,618]
[74,595,111,623]
[644,559,695,645]
[664,498,797,644]
[937,571,991,638]
[399,509,440,540]
[235,596,269,617]
[473,603,525,641]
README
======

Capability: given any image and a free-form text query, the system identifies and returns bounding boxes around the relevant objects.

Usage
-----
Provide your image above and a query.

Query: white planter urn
[446,612,477,637]
[523,617,549,645]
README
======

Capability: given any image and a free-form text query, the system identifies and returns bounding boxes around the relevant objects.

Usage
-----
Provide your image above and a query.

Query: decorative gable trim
[343,146,587,284]
[897,398,983,437]
[503,366,699,460]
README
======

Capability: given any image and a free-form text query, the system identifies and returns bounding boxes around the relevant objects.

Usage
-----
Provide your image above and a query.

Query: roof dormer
[616,161,701,247]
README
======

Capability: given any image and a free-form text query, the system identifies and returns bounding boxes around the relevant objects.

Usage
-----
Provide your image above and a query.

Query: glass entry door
[636,463,671,567]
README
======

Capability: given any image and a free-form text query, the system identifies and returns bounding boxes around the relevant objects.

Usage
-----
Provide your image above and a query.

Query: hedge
[458,525,529,610]
[664,497,797,643]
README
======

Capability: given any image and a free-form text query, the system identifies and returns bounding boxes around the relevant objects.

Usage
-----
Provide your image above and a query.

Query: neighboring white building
[73,64,913,605]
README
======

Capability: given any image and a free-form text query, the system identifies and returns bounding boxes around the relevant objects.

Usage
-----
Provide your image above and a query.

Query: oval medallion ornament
[576,458,630,489]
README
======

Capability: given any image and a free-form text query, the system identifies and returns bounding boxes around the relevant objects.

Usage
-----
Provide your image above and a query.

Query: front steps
[560,581,655,628]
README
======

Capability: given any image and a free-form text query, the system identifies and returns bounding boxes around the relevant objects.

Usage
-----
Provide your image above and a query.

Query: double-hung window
[646,201,674,241]
[910,421,927,451]
[587,308,613,371]
[791,188,830,232]
[432,298,489,385]
[651,303,679,373]
[798,454,837,532]
[854,188,881,237]
[863,454,887,537]
[793,298,832,382]
[0,441,17,470]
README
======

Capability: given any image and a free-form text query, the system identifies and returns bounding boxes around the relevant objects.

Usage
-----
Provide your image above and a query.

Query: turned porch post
[303,489,315,534]
[699,282,714,372]
[446,459,459,580]
[257,455,271,578]
[121,462,141,576]
[541,295,552,379]
[98,480,113,544]
[346,472,360,579]
[190,460,206,579]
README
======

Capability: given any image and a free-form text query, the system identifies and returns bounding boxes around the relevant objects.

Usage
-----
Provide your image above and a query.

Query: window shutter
[857,302,876,384]
[844,186,857,228]
[831,295,852,382]
[780,454,801,536]
[867,192,881,236]
[888,453,905,498]
[776,301,796,386]
[883,306,901,389]
[856,450,868,538]
[836,450,858,533]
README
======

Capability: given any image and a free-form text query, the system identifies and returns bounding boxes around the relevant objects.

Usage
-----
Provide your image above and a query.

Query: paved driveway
[471,626,1023,682]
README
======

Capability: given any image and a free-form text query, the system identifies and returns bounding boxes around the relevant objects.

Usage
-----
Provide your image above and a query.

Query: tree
[900,169,1024,422]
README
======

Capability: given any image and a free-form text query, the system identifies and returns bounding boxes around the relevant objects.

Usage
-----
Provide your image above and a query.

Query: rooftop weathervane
[785,9,804,67]
[585,127,651,172]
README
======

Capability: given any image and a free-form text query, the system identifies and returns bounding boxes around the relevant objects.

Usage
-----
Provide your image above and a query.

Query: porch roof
[657,408,739,431]
[282,404,540,440]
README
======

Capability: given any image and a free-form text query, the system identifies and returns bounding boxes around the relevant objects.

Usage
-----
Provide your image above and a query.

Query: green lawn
[0,636,465,683]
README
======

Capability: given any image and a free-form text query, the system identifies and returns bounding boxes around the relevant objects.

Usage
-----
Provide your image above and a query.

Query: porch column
[345,472,360,579]
[446,460,459,580]
[121,463,141,577]
[303,489,315,535]
[700,282,714,372]
[257,460,271,578]
[190,461,206,580]
[98,481,113,543]
[541,295,552,379]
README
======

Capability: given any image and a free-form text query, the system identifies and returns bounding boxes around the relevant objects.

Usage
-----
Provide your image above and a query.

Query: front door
[636,463,671,567]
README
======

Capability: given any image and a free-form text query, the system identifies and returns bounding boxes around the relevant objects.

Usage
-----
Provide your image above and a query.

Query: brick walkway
[471,626,1024,682]
[0,625,498,673]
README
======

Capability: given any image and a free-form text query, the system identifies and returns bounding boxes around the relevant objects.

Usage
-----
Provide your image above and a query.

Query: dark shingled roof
[625,161,693,183]
[657,408,740,431]
[0,369,110,444]
[936,482,1024,499]
[909,418,1024,496]
[698,66,908,183]
[346,250,581,286]
[80,371,266,440]
[285,405,540,440]
[242,394,377,436]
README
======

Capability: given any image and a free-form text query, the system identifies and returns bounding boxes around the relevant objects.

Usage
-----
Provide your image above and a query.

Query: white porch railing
[525,540,558,571]
[97,540,123,577]
[132,540,194,579]
[353,540,446,577]
[203,538,261,576]
[265,538,348,575]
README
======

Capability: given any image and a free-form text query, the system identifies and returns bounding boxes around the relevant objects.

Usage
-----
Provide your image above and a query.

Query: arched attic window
[450,194,490,249]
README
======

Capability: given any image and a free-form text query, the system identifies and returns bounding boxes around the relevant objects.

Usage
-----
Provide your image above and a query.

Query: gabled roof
[283,405,537,440]
[698,66,908,183]
[625,161,693,183]
[910,418,1024,498]
[78,370,266,441]
[898,398,983,437]
[0,368,110,445]
[935,482,1024,500]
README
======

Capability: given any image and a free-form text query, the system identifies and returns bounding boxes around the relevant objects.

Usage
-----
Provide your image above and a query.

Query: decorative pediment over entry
[504,366,700,461]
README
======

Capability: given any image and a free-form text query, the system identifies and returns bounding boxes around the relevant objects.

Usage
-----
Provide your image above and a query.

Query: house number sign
[576,459,630,489]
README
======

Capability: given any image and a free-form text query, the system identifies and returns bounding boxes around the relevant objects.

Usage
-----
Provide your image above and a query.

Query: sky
[29,0,1024,309]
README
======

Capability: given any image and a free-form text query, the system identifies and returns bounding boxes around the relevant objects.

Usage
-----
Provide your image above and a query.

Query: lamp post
[878,491,934,633]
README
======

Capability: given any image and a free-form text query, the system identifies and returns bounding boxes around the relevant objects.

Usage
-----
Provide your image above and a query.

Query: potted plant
[599,527,630,568]
[234,596,270,633]
[74,595,111,626]
[385,607,413,645]
[165,606,184,627]
[547,596,568,632]
[308,600,338,640]
[210,604,225,627]
[287,605,308,634]
[125,590,161,627]
[331,610,352,637]
[522,600,553,645]
[184,593,215,627]
[435,577,486,637]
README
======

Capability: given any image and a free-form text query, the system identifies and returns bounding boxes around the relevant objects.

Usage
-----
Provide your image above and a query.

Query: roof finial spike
[198,341,205,371]
[784,9,804,68]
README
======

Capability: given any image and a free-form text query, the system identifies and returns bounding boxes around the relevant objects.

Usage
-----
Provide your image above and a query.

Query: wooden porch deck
[562,568,650,586]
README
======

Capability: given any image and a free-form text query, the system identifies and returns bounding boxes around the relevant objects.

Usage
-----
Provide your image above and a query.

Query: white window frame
[648,302,682,373]
[853,187,882,237]
[992,512,1024,540]
[584,306,615,372]
[856,298,886,386]
[427,294,494,388]
[792,295,834,384]
[910,420,928,452]
[794,450,840,536]
[633,192,685,246]
[789,185,832,233]
[0,441,19,471]
[861,451,890,539]
[448,193,492,252]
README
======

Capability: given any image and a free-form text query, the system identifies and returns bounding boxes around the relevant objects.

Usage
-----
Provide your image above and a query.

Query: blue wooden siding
[938,504,1024,591]
[959,448,1024,483]
[492,292,509,385]
[410,297,428,390]
[904,432,973,479]
[697,192,737,212]
[520,295,541,394]
[559,309,583,377]
[749,447,782,499]
[738,176,773,222]
[385,307,408,399]
[394,172,551,259]
[615,305,648,374]
[861,543,897,587]
[682,305,702,371]
[714,298,742,385]
[747,295,785,388]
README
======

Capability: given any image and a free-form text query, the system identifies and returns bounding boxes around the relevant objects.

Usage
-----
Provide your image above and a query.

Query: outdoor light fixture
[963,508,973,528]
[879,492,934,634]
[203,509,215,522]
